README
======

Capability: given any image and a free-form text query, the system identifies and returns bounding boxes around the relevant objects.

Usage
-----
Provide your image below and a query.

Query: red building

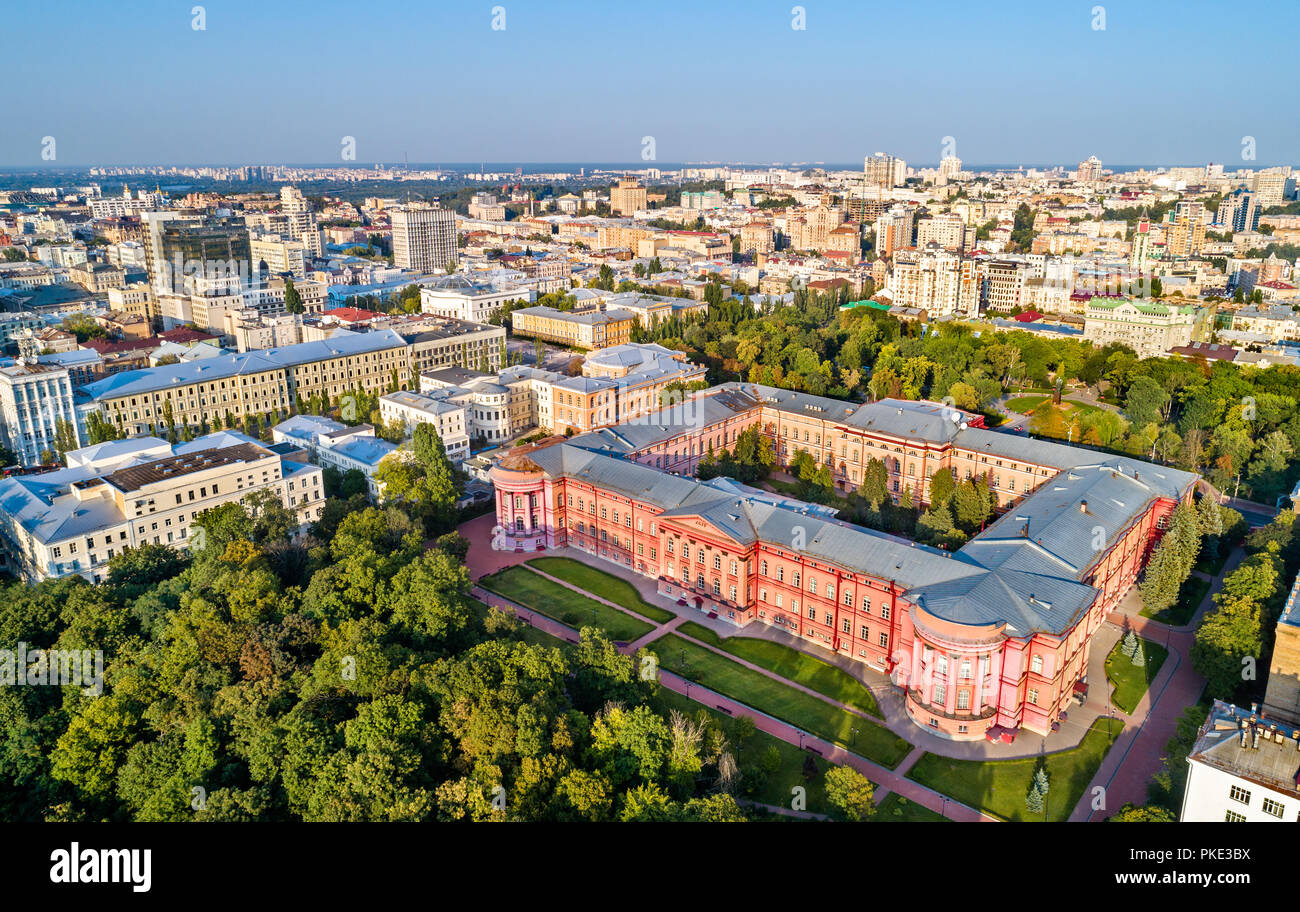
[491,388,1197,741]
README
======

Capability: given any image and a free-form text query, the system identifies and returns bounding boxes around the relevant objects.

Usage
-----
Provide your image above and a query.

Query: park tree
[825,765,876,821]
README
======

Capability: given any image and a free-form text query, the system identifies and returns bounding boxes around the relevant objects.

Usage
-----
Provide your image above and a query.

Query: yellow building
[511,305,636,350]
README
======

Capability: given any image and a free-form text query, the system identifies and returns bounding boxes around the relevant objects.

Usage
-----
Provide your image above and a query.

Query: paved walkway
[1068,546,1241,820]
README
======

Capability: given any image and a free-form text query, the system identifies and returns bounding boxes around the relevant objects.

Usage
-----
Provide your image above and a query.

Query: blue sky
[4,0,1295,167]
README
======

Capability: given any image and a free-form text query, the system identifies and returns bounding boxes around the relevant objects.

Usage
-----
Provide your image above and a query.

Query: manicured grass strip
[877,792,947,822]
[479,566,654,642]
[1105,637,1169,714]
[1005,395,1049,413]
[679,621,881,718]
[1142,574,1210,626]
[906,717,1125,822]
[651,633,911,769]
[527,556,675,623]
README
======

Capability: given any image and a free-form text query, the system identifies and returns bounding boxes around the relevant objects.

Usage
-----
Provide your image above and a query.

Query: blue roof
[329,436,397,467]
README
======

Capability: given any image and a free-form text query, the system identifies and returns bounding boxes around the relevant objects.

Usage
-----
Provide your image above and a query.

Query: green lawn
[478,566,655,642]
[1141,574,1210,625]
[649,633,911,769]
[1005,395,1050,413]
[1193,549,1230,578]
[1105,637,1169,714]
[527,556,675,623]
[905,717,1125,822]
[877,792,947,822]
[678,621,882,718]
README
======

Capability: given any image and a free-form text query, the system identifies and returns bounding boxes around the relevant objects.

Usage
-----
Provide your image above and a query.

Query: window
[960,661,972,679]
[878,633,888,647]
[1027,689,1038,705]
[956,689,971,710]
[1262,798,1284,818]
[880,605,891,620]
[1224,810,1246,823]
[760,560,768,576]
[1031,655,1043,674]
[807,606,816,620]
[1229,785,1251,805]
[860,625,869,639]
[861,596,871,612]
[933,685,946,706]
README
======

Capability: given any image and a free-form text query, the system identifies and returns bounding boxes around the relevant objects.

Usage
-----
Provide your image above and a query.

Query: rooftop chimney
[1079,499,1088,513]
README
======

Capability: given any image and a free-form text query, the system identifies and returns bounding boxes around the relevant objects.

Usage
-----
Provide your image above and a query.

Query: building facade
[489,387,1195,741]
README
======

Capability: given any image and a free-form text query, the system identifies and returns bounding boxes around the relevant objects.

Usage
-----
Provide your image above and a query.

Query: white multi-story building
[1182,700,1300,822]
[270,414,396,497]
[279,186,323,257]
[391,203,456,274]
[0,433,324,583]
[1231,304,1300,342]
[379,389,471,464]
[0,361,82,466]
[419,273,529,323]
[1082,297,1200,358]
[251,232,309,279]
[886,247,980,317]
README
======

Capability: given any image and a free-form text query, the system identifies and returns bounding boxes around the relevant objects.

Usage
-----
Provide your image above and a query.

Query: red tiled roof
[328,307,382,323]
[1012,310,1044,322]
[158,327,217,344]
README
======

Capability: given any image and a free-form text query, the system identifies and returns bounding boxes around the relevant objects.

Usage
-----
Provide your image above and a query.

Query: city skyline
[4,0,1297,167]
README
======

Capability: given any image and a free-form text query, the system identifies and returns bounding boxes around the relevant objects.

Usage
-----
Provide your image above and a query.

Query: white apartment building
[279,186,323,256]
[915,213,969,251]
[251,232,309,279]
[391,203,457,274]
[980,259,1032,313]
[1182,701,1300,822]
[886,248,980,317]
[271,414,396,497]
[0,433,323,583]
[0,361,82,466]
[378,389,471,464]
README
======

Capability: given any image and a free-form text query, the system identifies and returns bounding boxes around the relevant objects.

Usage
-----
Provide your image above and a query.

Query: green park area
[1104,635,1169,714]
[650,633,911,769]
[478,566,655,642]
[527,556,676,623]
[906,718,1125,822]
[678,621,882,717]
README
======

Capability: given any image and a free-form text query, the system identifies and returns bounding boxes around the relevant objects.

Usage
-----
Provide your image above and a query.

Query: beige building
[610,178,648,216]
[82,330,411,437]
[512,305,636,350]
